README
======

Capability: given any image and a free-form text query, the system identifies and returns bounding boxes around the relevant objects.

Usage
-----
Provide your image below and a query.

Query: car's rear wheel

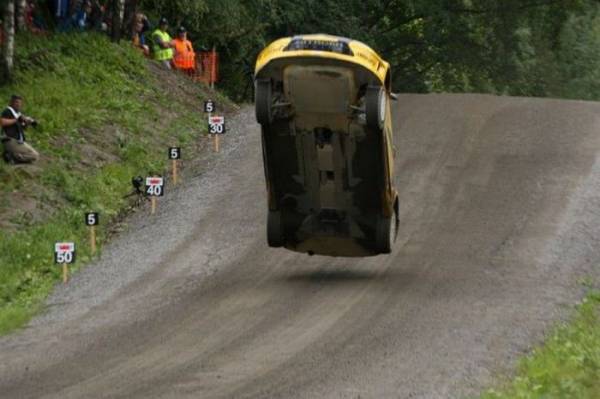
[255,79,273,125]
[267,210,284,247]
[366,85,386,131]
[375,208,396,254]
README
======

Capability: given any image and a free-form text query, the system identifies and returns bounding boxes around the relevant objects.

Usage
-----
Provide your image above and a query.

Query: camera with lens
[18,115,39,128]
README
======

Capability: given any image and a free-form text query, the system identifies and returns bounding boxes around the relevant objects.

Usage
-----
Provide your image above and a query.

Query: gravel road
[0,94,599,399]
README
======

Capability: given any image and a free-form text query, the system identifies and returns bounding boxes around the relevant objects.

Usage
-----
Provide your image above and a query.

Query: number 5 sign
[204,100,215,113]
[208,116,226,135]
[146,177,164,197]
[55,242,76,264]
[85,212,99,226]
[85,212,99,254]
[169,147,181,160]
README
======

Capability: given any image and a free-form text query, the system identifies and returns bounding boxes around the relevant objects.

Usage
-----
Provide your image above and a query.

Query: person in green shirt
[152,17,175,69]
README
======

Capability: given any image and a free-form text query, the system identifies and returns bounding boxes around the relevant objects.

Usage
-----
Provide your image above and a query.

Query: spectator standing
[88,0,105,31]
[132,13,150,56]
[52,0,70,19]
[71,1,92,30]
[26,1,48,33]
[172,26,195,74]
[151,17,174,69]
[1,95,39,164]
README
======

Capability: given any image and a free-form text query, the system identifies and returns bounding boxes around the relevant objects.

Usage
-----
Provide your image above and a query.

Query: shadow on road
[279,263,417,287]
[285,269,379,284]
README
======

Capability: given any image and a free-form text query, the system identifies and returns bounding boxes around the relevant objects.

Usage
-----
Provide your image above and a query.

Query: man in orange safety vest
[172,26,196,74]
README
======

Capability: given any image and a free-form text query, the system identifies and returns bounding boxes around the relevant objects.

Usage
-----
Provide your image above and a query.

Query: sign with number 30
[208,116,225,135]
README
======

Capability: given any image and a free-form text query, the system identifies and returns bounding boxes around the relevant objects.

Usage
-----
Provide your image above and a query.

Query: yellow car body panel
[255,34,390,87]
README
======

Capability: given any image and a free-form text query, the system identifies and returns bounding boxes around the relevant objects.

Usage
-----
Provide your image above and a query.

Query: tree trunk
[15,0,25,32]
[123,0,137,38]
[111,0,125,42]
[2,0,15,83]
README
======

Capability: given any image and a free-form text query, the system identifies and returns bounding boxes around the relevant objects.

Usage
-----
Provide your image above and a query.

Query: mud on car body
[255,34,398,257]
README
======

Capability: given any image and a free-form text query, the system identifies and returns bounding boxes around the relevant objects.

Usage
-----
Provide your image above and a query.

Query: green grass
[479,290,600,399]
[0,32,213,334]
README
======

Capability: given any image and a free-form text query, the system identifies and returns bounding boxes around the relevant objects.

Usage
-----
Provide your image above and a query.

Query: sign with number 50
[55,242,76,264]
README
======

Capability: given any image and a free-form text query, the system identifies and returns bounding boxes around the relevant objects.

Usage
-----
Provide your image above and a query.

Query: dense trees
[135,0,600,100]
[2,0,600,99]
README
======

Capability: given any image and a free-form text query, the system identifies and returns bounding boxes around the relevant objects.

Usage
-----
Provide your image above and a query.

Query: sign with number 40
[146,177,164,197]
[55,242,76,264]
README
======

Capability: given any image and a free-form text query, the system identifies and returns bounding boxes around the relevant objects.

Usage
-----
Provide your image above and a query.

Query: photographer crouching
[1,95,40,164]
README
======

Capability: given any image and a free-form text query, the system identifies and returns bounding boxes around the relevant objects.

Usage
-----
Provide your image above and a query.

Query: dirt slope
[0,94,599,399]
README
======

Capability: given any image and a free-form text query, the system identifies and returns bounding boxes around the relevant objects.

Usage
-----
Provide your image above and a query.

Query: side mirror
[390,92,399,101]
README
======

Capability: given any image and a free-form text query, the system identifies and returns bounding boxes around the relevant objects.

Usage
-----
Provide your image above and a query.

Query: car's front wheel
[375,208,397,254]
[255,79,273,125]
[267,210,284,247]
[366,85,386,131]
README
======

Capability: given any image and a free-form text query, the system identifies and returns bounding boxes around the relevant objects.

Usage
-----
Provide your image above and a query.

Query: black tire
[366,85,386,131]
[375,209,397,254]
[255,79,273,125]
[267,210,284,247]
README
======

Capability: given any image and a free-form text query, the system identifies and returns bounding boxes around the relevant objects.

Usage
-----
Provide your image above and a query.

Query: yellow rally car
[254,34,398,257]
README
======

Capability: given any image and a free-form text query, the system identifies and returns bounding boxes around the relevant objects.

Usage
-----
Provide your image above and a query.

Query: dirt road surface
[1,94,599,398]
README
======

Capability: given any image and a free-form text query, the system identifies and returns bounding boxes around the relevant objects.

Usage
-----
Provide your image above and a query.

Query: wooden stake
[172,159,178,186]
[90,225,97,255]
[151,196,157,215]
[214,134,220,153]
[210,45,216,90]
[62,264,68,284]
[208,112,212,140]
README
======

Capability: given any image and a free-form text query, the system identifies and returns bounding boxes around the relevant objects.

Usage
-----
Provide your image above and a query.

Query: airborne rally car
[254,34,398,257]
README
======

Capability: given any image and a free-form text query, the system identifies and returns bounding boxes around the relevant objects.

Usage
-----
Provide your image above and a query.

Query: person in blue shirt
[72,1,92,30]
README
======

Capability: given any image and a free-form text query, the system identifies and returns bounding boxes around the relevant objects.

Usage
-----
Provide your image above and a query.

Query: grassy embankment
[479,289,600,399]
[0,32,228,334]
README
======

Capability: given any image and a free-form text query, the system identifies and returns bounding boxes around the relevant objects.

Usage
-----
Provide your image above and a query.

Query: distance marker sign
[208,116,226,135]
[55,242,76,264]
[204,100,215,113]
[85,212,99,226]
[169,147,181,160]
[85,212,99,254]
[146,177,164,197]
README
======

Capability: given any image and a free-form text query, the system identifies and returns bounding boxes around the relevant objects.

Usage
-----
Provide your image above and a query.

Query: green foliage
[551,7,600,99]
[138,0,600,100]
[0,32,210,334]
[8,32,149,133]
[480,291,600,399]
